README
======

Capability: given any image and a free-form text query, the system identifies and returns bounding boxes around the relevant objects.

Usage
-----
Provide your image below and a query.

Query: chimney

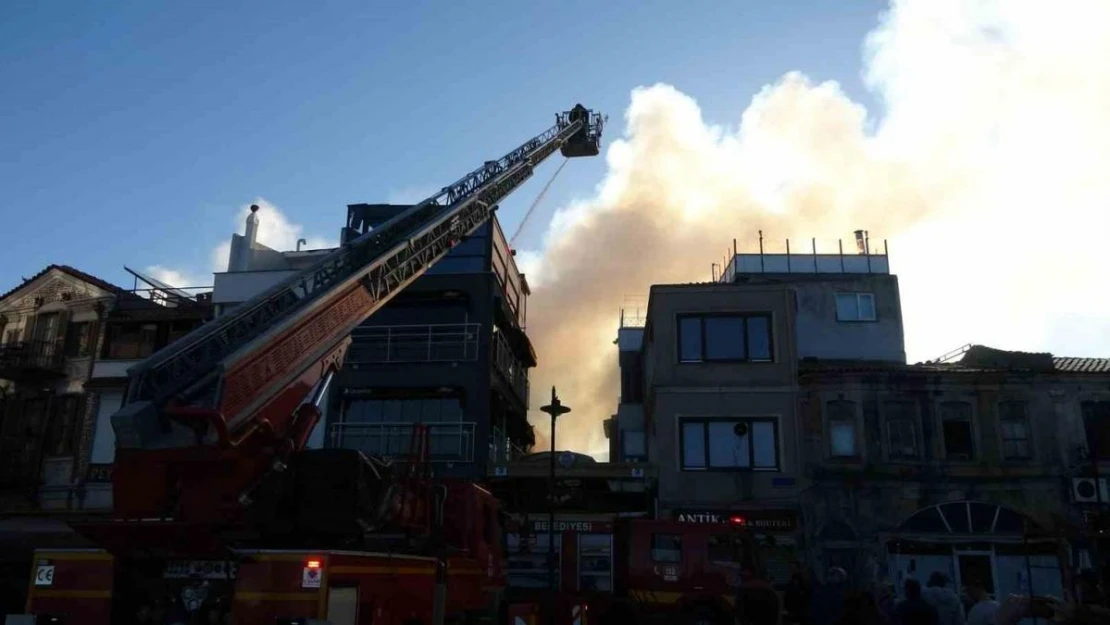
[854,230,869,255]
[245,204,261,247]
[230,204,262,272]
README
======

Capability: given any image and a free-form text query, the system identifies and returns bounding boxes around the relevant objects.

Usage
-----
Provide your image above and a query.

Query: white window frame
[835,292,877,322]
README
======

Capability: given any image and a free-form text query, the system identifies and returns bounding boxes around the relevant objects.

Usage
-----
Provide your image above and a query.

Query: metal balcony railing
[329,421,476,463]
[492,329,529,405]
[0,340,65,376]
[348,323,480,364]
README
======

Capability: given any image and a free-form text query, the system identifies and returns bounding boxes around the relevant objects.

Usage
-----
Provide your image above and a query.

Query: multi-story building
[210,203,537,478]
[603,303,648,464]
[0,265,211,614]
[800,346,1110,599]
[81,270,212,509]
[633,232,1110,595]
[331,204,536,477]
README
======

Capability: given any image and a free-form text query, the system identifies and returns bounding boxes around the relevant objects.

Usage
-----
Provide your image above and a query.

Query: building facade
[329,204,536,478]
[0,265,212,615]
[799,348,1110,599]
[635,236,1110,596]
[209,203,538,478]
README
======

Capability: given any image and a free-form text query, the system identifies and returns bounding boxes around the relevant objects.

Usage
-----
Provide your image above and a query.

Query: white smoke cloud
[210,198,337,273]
[521,0,1110,456]
[153,198,336,286]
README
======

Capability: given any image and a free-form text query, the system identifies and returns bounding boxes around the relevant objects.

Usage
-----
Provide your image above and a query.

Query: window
[44,395,82,456]
[677,313,773,363]
[63,322,92,358]
[708,534,739,564]
[507,532,560,589]
[940,401,975,461]
[105,323,158,359]
[33,313,60,342]
[835,293,877,322]
[826,400,858,458]
[1082,401,1110,461]
[884,401,920,459]
[343,397,463,423]
[651,534,682,563]
[167,320,200,346]
[622,430,646,461]
[578,534,613,592]
[999,401,1032,460]
[680,418,779,471]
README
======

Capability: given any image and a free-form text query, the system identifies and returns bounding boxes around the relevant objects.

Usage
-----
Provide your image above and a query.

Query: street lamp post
[540,387,571,625]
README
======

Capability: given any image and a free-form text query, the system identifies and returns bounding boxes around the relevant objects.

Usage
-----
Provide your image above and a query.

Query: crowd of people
[779,565,1110,625]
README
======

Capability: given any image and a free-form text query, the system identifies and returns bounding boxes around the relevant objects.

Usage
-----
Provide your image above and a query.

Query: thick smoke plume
[522,0,1110,458]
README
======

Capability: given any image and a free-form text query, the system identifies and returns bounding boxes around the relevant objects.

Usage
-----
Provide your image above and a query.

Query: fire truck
[507,516,778,625]
[20,104,605,625]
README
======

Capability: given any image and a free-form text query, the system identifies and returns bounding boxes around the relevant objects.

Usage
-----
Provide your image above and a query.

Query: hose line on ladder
[509,157,569,246]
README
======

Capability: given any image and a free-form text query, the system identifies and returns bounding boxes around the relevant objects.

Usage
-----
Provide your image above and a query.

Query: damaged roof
[0,264,127,303]
[801,344,1110,376]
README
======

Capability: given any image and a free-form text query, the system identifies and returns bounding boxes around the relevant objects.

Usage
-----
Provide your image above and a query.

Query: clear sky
[0,0,884,290]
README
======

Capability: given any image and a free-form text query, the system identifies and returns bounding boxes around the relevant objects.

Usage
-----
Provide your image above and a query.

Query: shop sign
[163,560,239,580]
[672,509,800,532]
[86,463,114,483]
[531,520,613,533]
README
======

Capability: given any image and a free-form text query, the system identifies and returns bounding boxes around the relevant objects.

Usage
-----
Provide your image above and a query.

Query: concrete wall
[791,274,905,363]
[652,388,802,510]
[643,284,801,509]
[643,285,798,389]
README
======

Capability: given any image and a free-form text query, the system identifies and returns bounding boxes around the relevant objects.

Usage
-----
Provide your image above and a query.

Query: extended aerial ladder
[104,105,604,531]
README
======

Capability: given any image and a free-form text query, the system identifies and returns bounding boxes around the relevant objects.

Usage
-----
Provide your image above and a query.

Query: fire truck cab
[614,517,772,625]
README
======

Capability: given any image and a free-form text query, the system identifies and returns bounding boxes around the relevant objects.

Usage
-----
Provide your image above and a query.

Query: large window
[651,534,682,563]
[578,534,612,592]
[63,322,92,358]
[680,417,779,471]
[884,401,920,459]
[105,322,158,359]
[342,397,463,423]
[826,400,858,458]
[1082,401,1110,461]
[622,430,646,462]
[940,401,975,461]
[506,532,560,589]
[999,401,1032,460]
[677,313,773,363]
[835,293,877,322]
[44,394,82,456]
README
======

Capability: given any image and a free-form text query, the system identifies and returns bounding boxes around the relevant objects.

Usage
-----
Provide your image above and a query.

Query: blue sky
[0,0,884,290]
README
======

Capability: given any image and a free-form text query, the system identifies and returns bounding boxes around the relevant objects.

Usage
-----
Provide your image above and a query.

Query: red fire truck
[19,104,605,625]
[506,516,777,625]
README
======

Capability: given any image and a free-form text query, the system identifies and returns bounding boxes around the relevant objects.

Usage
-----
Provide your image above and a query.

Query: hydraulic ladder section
[111,105,604,456]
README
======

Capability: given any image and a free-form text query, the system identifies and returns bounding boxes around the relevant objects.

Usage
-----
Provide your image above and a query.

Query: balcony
[0,341,66,382]
[347,323,479,364]
[492,329,529,406]
[329,421,476,463]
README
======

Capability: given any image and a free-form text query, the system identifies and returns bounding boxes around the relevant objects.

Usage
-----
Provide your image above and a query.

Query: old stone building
[799,346,1110,598]
[0,265,212,614]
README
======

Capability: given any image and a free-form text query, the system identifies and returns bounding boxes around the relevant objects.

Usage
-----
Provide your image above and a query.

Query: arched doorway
[886,501,1064,601]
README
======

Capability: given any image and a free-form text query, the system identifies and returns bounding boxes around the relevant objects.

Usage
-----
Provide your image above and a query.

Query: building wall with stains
[798,362,1110,594]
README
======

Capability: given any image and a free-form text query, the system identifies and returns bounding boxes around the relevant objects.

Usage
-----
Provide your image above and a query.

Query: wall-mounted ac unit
[1071,477,1110,503]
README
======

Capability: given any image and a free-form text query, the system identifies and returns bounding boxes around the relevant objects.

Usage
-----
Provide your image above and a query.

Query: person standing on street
[962,578,998,625]
[922,572,965,625]
[893,578,938,625]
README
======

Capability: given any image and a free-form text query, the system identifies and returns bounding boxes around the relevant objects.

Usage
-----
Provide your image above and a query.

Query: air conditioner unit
[1071,477,1110,503]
